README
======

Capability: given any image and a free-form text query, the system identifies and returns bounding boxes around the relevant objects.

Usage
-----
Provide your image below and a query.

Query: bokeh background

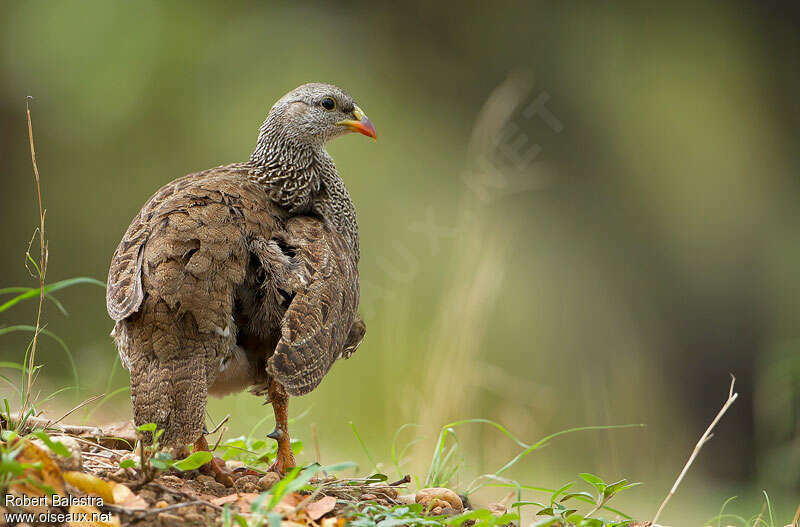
[1,1,799,523]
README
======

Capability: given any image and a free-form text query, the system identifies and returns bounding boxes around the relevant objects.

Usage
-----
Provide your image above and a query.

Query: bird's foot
[267,427,296,476]
[200,455,236,487]
[194,436,235,487]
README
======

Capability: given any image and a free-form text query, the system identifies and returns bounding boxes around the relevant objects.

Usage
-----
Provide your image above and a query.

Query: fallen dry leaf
[321,518,346,527]
[110,482,147,509]
[272,492,304,515]
[64,472,114,503]
[12,438,65,498]
[487,502,507,516]
[95,421,138,449]
[305,496,337,521]
[211,494,239,506]
[68,504,120,527]
[235,492,262,510]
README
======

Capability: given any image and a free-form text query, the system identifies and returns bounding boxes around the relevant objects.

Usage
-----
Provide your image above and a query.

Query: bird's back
[108,164,290,444]
[107,163,362,446]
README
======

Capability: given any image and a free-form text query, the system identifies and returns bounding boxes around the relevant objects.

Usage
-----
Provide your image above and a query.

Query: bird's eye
[320,97,336,111]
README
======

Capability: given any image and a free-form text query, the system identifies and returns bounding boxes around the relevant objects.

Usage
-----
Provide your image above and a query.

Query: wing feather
[267,217,362,396]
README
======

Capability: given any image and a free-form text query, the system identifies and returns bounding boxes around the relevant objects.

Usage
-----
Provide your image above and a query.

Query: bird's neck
[248,129,360,261]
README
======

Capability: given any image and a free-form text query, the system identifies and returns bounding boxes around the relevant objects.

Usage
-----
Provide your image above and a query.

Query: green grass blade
[0,277,105,313]
[0,325,80,393]
[391,423,422,478]
[0,374,21,395]
[425,418,537,487]
[38,386,77,405]
[0,287,75,316]
[762,491,774,527]
[0,362,25,372]
[494,424,645,477]
[350,421,379,473]
[83,386,130,423]
[247,413,276,440]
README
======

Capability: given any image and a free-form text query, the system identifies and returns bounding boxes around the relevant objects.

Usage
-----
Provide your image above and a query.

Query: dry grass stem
[23,98,49,415]
[651,375,739,525]
[48,393,106,427]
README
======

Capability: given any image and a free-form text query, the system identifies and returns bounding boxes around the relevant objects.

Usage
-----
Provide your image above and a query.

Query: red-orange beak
[336,105,377,140]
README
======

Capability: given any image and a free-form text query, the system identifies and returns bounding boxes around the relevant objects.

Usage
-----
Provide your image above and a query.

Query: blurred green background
[1,1,799,523]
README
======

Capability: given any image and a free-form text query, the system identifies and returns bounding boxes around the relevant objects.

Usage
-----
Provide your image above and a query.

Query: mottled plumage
[106,84,374,476]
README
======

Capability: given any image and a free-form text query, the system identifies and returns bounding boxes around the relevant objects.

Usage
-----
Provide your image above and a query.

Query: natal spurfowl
[106,83,374,482]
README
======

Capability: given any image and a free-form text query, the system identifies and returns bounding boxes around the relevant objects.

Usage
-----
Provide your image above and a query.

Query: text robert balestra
[4,494,105,507]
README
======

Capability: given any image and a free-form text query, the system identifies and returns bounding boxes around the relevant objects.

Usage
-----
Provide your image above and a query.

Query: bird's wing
[107,208,148,322]
[266,216,361,396]
[106,164,274,323]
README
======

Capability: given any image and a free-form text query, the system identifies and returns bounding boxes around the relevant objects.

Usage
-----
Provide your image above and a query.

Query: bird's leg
[195,433,235,487]
[266,379,295,475]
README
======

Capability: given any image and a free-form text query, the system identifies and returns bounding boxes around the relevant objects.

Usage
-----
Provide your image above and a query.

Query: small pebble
[183,512,204,523]
[139,489,158,503]
[155,500,168,508]
[416,488,464,513]
[204,480,227,495]
[109,468,128,480]
[380,487,399,499]
[226,460,245,471]
[159,475,184,486]
[235,474,259,493]
[196,475,215,485]
[258,472,280,491]
[396,494,416,505]
[158,512,184,525]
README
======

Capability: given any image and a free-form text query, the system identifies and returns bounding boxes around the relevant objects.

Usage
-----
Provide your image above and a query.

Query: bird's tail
[129,354,207,448]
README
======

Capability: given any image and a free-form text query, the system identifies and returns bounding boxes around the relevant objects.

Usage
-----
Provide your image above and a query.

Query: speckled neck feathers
[248,114,360,260]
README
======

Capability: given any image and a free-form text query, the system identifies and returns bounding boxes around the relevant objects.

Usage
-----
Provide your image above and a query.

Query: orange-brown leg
[266,379,295,475]
[195,435,235,487]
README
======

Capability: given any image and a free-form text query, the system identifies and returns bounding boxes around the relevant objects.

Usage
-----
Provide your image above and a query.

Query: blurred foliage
[1,1,799,524]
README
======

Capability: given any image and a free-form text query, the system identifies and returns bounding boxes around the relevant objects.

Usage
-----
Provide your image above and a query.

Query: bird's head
[260,83,377,147]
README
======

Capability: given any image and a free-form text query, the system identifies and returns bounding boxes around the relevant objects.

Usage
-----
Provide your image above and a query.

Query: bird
[106,83,375,482]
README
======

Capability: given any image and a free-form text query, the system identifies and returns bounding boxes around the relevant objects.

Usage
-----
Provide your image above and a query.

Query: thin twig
[208,414,230,435]
[107,500,208,516]
[50,433,123,454]
[651,375,739,525]
[144,481,224,512]
[388,475,411,486]
[84,459,116,470]
[8,413,104,436]
[792,502,800,527]
[209,415,230,452]
[211,426,228,453]
[139,500,205,516]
